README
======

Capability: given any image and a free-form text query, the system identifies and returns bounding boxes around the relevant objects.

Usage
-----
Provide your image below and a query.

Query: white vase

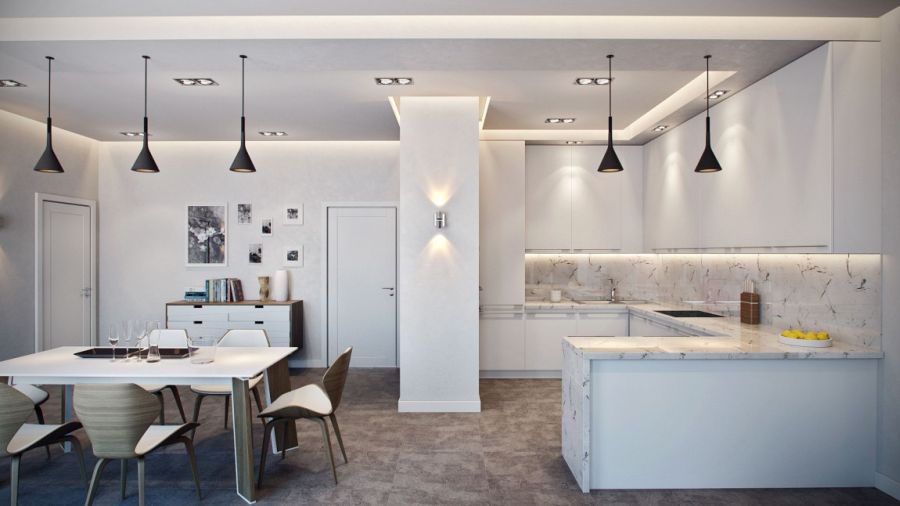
[272,269,290,302]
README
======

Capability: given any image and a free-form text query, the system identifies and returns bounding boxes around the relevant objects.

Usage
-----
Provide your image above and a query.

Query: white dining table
[0,345,298,504]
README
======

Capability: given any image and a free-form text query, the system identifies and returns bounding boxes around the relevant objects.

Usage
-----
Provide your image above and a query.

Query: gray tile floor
[1,369,897,505]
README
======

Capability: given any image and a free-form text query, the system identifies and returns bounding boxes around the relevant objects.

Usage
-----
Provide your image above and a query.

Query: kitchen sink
[655,310,723,318]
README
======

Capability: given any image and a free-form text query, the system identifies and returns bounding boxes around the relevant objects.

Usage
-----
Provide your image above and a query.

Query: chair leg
[65,435,88,487]
[167,386,188,424]
[252,386,264,412]
[329,414,348,464]
[35,406,51,459]
[258,419,275,488]
[191,393,206,439]
[11,454,20,506]
[181,437,202,500]
[280,419,289,460]
[224,395,230,430]
[154,391,166,425]
[315,417,338,485]
[85,458,110,506]
[137,457,145,506]
[120,459,127,500]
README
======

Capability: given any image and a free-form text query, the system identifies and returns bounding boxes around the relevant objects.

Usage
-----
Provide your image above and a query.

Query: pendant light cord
[143,56,149,117]
[607,54,613,117]
[241,55,246,117]
[705,55,711,118]
[46,56,53,117]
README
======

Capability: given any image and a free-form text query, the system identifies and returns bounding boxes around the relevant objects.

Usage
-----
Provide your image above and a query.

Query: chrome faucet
[609,278,617,302]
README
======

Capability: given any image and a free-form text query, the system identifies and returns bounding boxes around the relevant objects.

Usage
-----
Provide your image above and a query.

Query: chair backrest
[322,347,352,411]
[0,384,34,458]
[218,329,270,347]
[150,328,189,348]
[73,384,158,459]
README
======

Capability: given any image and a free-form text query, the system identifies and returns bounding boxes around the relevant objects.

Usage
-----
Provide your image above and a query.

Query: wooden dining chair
[12,383,51,458]
[74,383,201,506]
[138,329,189,424]
[1,383,86,506]
[190,329,267,432]
[257,347,352,487]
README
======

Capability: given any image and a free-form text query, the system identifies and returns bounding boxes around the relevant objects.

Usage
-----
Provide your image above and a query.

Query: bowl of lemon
[778,329,833,348]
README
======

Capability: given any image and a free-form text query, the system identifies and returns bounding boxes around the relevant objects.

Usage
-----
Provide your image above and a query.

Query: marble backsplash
[525,254,882,347]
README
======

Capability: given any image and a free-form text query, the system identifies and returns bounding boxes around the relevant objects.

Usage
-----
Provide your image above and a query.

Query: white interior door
[41,200,92,350]
[327,207,397,367]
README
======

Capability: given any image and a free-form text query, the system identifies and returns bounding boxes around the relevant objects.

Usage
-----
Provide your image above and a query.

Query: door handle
[81,287,92,297]
[381,287,395,290]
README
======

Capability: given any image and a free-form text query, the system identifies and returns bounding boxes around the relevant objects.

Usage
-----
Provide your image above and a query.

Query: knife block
[740,292,760,325]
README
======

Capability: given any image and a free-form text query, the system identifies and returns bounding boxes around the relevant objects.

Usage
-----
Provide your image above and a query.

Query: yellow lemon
[806,332,818,340]
[781,330,791,337]
[817,332,829,340]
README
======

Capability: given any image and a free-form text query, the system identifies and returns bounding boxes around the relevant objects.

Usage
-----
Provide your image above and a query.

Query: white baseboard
[876,472,900,500]
[397,399,481,413]
[288,359,326,369]
[480,370,562,379]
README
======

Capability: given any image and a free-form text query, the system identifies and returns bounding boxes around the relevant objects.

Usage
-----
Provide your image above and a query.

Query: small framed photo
[261,218,273,236]
[284,245,303,267]
[249,243,262,264]
[237,203,252,224]
[283,204,303,226]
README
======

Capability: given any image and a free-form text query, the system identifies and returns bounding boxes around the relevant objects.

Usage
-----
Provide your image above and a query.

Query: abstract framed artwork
[283,204,303,225]
[186,204,227,266]
[237,203,252,224]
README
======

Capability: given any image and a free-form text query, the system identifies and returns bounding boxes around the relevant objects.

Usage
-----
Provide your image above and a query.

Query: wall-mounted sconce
[434,211,447,229]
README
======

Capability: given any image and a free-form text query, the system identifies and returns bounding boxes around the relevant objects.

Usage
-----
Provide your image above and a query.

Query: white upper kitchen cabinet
[525,145,573,251]
[480,141,526,306]
[526,145,643,252]
[643,42,881,253]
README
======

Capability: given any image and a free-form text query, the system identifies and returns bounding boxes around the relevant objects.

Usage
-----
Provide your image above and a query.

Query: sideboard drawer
[227,306,291,322]
[167,306,229,323]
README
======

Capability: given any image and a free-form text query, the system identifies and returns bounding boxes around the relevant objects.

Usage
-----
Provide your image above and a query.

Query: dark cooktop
[655,310,723,318]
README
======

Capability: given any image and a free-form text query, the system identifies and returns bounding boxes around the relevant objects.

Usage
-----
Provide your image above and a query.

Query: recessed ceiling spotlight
[174,78,219,86]
[375,77,414,85]
[0,79,26,87]
[259,131,288,137]
[120,131,149,137]
[708,89,728,99]
[651,125,669,133]
[566,141,583,145]
[574,77,612,86]
[545,117,576,124]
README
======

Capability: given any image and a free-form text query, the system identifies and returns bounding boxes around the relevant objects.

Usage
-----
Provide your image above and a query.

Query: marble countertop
[562,302,883,360]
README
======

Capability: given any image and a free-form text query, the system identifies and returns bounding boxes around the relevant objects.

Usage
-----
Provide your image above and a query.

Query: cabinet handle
[254,321,264,325]
[193,321,203,325]
[255,305,264,309]
[193,305,203,309]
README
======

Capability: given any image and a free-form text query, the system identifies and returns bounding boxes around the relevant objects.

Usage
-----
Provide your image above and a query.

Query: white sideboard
[165,300,303,348]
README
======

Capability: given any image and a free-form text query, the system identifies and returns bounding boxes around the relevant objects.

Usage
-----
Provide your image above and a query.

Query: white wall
[97,140,399,367]
[878,6,900,499]
[0,110,99,361]
[398,97,481,412]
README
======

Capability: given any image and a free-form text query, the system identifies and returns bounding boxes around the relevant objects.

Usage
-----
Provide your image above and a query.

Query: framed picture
[284,245,303,267]
[249,243,262,264]
[237,203,252,224]
[186,204,227,266]
[261,218,273,236]
[283,204,303,225]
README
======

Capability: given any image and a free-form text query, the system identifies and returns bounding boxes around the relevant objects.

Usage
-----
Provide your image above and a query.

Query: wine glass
[134,320,149,363]
[122,320,135,362]
[107,323,120,362]
[145,321,161,363]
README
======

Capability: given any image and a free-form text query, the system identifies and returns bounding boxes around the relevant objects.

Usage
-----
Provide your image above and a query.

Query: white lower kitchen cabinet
[629,313,691,337]
[479,312,526,370]
[574,312,629,336]
[525,312,577,370]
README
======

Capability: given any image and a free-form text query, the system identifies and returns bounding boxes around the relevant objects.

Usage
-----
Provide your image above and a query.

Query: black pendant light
[33,56,64,174]
[230,54,256,173]
[131,55,159,173]
[598,54,624,173]
[694,55,723,173]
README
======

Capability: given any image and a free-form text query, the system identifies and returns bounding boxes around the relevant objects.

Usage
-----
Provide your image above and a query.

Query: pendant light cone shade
[34,56,64,173]
[131,56,159,173]
[230,55,256,173]
[598,55,624,173]
[694,55,723,173]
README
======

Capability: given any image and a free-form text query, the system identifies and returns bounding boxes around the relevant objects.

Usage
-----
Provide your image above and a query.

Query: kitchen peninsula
[562,304,883,493]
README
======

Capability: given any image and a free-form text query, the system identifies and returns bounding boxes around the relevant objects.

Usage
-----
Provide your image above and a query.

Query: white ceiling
[2,0,899,17]
[0,0,891,144]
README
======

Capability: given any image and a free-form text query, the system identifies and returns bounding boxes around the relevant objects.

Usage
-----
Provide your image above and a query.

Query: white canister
[272,269,290,302]
[550,289,562,303]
